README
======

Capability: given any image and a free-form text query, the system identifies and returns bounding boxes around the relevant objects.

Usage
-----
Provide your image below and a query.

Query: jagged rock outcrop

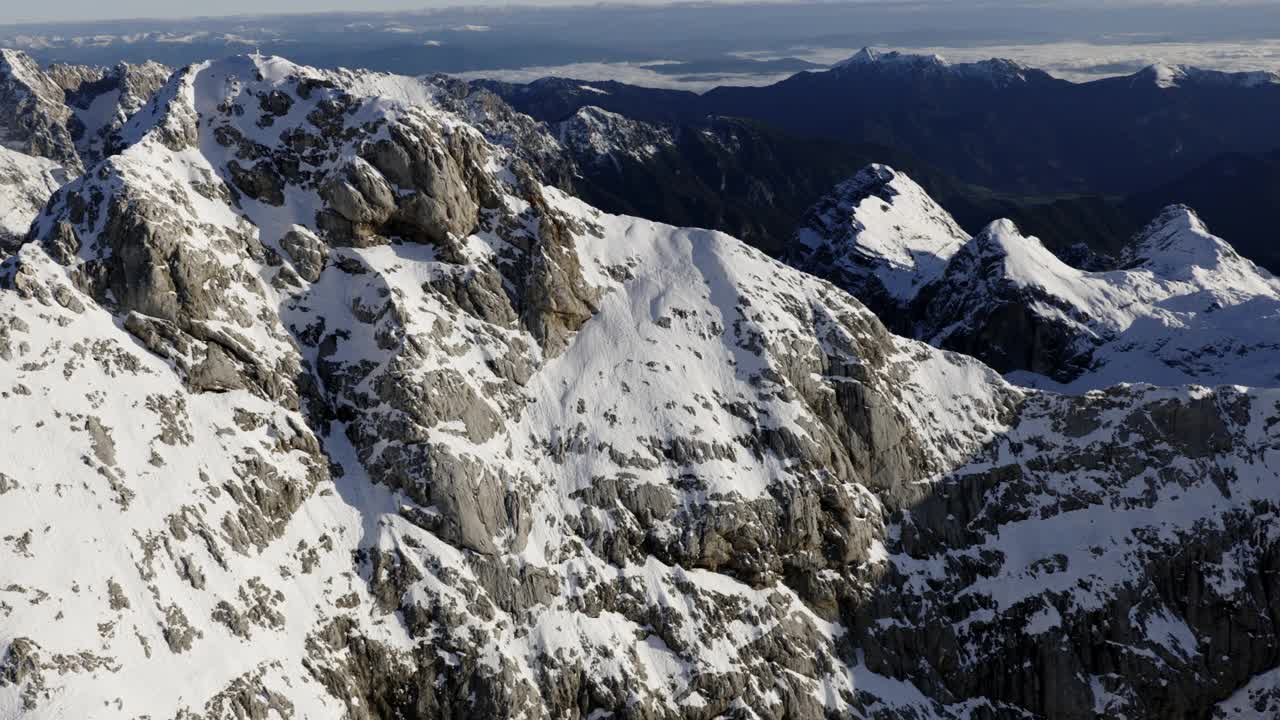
[1,55,1279,720]
[427,74,579,190]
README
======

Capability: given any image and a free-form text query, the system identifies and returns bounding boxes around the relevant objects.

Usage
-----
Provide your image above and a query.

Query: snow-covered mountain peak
[1141,62,1280,89]
[834,47,947,70]
[966,217,1022,255]
[961,218,1066,272]
[917,211,1280,390]
[792,168,1280,392]
[1131,205,1245,266]
[3,51,1050,719]
[1124,204,1278,299]
[790,163,970,312]
[833,47,1041,86]
[554,104,673,165]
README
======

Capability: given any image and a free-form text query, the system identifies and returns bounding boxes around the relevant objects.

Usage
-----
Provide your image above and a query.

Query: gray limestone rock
[279,227,327,282]
[0,50,82,172]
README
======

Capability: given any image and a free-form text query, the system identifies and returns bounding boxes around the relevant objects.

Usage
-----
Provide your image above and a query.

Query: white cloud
[453,61,799,93]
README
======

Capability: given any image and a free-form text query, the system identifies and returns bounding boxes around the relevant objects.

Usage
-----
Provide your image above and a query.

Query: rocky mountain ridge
[831,48,1053,88]
[478,48,1280,211]
[0,53,1277,720]
[1139,63,1280,89]
[793,165,1280,393]
[0,49,171,249]
[789,164,971,319]
[55,59,173,166]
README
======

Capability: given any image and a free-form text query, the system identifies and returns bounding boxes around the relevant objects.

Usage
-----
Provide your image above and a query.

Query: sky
[6,1,416,23]
[0,0,1268,25]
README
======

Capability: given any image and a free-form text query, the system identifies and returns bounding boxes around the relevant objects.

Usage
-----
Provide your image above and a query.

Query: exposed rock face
[867,385,1280,720]
[1,55,1279,720]
[426,74,579,190]
[279,226,327,282]
[0,49,81,172]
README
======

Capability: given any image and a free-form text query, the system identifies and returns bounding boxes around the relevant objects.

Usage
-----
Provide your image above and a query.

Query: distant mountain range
[481,49,1280,195]
[477,49,1280,272]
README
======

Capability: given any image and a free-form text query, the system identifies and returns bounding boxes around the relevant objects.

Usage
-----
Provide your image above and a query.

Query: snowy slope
[0,54,1011,719]
[1,54,1279,720]
[0,146,64,251]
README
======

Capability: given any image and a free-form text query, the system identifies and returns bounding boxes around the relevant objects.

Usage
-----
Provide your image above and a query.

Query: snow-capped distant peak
[1141,62,1280,89]
[832,47,1041,86]
[956,218,1079,289]
[916,208,1280,392]
[791,163,970,307]
[1127,204,1276,287]
[833,47,947,70]
[1147,63,1188,88]
[555,104,673,165]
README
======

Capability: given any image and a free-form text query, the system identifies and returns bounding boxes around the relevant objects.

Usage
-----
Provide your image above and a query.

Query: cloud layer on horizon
[458,39,1280,91]
[454,62,800,93]
[780,40,1280,83]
